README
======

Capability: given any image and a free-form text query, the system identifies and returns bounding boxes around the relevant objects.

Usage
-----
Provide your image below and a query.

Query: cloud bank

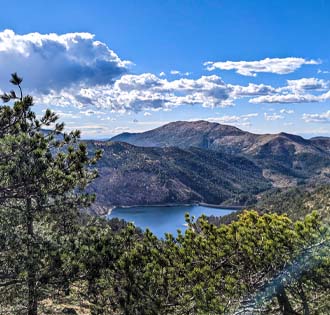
[204,57,320,76]
[38,74,234,112]
[249,78,330,104]
[303,111,330,123]
[207,113,258,126]
[0,29,130,90]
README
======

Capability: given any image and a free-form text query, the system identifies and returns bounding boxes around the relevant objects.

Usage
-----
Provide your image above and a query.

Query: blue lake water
[108,205,235,238]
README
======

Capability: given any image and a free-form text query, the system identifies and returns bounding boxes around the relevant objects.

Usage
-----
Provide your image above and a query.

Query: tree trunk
[299,282,310,315]
[276,284,297,315]
[26,197,38,315]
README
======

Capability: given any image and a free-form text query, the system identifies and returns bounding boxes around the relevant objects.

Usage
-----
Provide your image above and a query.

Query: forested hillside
[206,185,330,227]
[256,185,330,221]
[86,141,270,213]
[111,120,330,188]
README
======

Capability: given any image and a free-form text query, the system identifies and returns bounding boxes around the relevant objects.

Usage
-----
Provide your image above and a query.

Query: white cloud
[170,70,191,76]
[280,109,294,114]
[248,78,330,104]
[250,93,322,104]
[100,116,116,121]
[249,86,330,104]
[37,73,234,112]
[159,71,166,77]
[302,111,330,123]
[318,69,330,74]
[35,71,330,110]
[0,29,130,91]
[193,113,258,127]
[264,113,284,121]
[204,57,320,76]
[285,78,328,91]
[230,83,276,97]
[144,112,151,116]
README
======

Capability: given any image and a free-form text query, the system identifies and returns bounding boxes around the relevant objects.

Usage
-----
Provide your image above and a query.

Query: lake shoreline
[109,202,244,213]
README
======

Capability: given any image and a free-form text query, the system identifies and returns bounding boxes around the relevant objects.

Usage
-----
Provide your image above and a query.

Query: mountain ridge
[110,120,330,153]
[83,121,330,214]
[109,120,330,187]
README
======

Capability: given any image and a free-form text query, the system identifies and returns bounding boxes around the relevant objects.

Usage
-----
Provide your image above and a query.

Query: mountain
[85,141,271,214]
[110,120,248,152]
[110,120,330,155]
[110,121,330,187]
[82,121,330,214]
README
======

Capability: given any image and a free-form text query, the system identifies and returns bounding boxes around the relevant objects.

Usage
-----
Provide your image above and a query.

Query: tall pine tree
[0,73,101,315]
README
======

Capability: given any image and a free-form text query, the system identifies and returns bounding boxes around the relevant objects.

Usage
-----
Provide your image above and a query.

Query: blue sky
[0,0,330,138]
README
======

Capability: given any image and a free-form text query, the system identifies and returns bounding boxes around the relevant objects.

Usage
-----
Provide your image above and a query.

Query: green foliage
[256,185,330,221]
[66,210,330,315]
[0,74,101,315]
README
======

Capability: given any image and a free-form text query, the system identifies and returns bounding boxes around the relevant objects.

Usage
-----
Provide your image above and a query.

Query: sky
[0,0,330,139]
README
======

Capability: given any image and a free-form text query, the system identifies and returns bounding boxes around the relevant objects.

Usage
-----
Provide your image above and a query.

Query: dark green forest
[0,75,330,315]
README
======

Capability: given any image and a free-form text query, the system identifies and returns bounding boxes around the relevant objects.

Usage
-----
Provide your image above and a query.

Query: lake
[108,204,235,238]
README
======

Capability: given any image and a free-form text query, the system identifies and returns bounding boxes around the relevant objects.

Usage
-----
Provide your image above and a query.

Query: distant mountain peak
[110,119,330,160]
[110,120,247,150]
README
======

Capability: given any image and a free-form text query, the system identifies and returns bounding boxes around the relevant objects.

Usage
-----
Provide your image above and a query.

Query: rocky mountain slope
[310,136,330,153]
[110,121,330,188]
[86,141,271,214]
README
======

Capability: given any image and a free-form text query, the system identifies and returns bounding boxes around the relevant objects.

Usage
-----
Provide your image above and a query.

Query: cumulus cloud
[250,93,322,104]
[280,109,294,114]
[285,78,329,91]
[35,72,330,110]
[194,113,258,127]
[264,113,284,121]
[230,83,276,97]
[302,111,330,123]
[247,78,330,104]
[170,70,191,76]
[250,87,330,104]
[38,73,234,112]
[204,57,320,76]
[0,29,130,91]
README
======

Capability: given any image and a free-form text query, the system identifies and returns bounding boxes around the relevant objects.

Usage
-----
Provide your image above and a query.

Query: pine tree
[0,73,101,315]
